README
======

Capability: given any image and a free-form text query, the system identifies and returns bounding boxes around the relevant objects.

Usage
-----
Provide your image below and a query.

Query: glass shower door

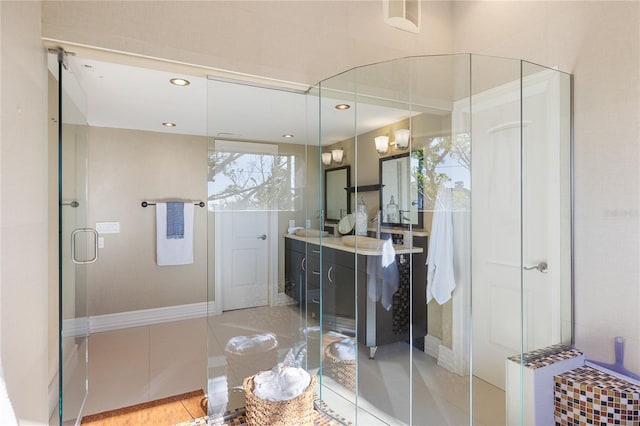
[54,49,93,425]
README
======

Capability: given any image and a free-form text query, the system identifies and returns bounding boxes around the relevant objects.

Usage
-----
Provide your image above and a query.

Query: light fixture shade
[375,135,389,154]
[322,152,332,166]
[394,129,410,149]
[331,148,344,163]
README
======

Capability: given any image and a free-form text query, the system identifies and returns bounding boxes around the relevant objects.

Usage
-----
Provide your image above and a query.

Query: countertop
[284,233,423,255]
[324,223,429,238]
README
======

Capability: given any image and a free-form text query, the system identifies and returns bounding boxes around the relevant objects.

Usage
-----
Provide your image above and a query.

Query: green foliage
[412,134,470,209]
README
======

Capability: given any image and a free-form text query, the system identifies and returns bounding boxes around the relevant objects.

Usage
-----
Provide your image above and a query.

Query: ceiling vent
[383,0,420,33]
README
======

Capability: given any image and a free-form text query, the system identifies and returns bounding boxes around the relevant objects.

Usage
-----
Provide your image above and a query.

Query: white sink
[341,235,386,250]
[294,228,328,237]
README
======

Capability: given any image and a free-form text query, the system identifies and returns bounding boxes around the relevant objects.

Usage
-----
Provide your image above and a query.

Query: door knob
[258,234,267,240]
[523,261,547,273]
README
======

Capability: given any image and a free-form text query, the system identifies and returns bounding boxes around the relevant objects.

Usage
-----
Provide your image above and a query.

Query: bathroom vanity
[284,232,427,358]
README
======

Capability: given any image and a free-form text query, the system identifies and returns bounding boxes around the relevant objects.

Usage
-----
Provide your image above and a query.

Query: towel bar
[141,201,205,208]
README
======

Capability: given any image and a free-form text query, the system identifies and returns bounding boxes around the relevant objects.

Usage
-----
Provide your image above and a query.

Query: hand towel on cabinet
[366,238,399,311]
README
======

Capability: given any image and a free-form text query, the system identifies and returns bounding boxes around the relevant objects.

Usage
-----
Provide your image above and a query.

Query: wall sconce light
[374,135,389,154]
[374,129,410,155]
[322,152,332,166]
[393,129,410,150]
[331,148,344,164]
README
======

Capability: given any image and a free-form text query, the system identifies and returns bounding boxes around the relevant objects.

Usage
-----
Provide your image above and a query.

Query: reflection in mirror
[324,166,350,222]
[379,153,423,228]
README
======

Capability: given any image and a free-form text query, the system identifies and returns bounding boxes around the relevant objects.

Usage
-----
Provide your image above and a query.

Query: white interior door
[471,70,567,389]
[210,140,283,311]
[219,211,270,311]
[472,119,524,390]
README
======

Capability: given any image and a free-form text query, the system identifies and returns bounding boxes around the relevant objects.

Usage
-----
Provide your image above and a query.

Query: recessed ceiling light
[335,104,350,110]
[162,122,176,127]
[282,134,294,139]
[170,78,190,86]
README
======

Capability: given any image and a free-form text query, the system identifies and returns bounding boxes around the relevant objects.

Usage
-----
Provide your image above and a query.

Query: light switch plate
[96,222,120,234]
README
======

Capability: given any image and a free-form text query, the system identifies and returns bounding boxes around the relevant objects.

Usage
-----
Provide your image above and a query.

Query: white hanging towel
[426,186,456,304]
[156,202,194,266]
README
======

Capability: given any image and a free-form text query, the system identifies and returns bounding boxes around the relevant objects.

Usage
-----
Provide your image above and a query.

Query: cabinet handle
[311,270,320,275]
[301,257,306,272]
[327,265,334,283]
[312,249,320,254]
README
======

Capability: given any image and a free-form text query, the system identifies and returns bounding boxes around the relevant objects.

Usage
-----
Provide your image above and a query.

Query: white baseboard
[90,301,216,333]
[424,334,441,360]
[437,344,455,373]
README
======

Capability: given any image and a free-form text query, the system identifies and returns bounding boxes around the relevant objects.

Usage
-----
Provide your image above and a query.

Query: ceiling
[61,56,424,146]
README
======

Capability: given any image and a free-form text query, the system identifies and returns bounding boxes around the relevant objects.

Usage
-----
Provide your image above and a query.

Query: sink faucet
[369,210,382,239]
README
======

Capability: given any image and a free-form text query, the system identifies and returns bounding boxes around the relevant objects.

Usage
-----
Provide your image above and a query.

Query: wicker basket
[225,334,278,383]
[323,344,356,392]
[243,370,317,426]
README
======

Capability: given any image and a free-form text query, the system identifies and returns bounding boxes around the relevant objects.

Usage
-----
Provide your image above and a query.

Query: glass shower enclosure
[305,54,572,424]
[53,50,570,425]
[204,53,571,425]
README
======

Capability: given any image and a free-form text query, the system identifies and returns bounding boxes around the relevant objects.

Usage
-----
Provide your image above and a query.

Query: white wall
[87,127,208,315]
[42,1,454,87]
[453,1,640,373]
[0,1,49,424]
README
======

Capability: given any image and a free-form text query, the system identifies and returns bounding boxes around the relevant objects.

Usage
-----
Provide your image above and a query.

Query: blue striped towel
[166,202,184,239]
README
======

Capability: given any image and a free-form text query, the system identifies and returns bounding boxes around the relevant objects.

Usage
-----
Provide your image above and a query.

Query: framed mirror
[324,165,351,223]
[379,153,423,228]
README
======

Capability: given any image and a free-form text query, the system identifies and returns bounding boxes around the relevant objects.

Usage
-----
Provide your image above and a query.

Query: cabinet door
[284,247,294,299]
[286,249,306,304]
[329,262,357,319]
[306,247,321,292]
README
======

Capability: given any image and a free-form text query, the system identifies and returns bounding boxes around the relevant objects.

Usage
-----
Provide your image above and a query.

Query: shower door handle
[71,228,99,264]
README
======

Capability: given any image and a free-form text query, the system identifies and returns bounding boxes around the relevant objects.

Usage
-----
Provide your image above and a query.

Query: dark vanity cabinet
[284,238,357,325]
[318,246,361,333]
[284,234,427,357]
[358,234,428,357]
[284,238,307,305]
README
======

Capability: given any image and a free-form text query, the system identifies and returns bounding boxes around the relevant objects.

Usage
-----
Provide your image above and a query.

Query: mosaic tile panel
[392,257,411,335]
[508,344,584,370]
[554,366,640,425]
